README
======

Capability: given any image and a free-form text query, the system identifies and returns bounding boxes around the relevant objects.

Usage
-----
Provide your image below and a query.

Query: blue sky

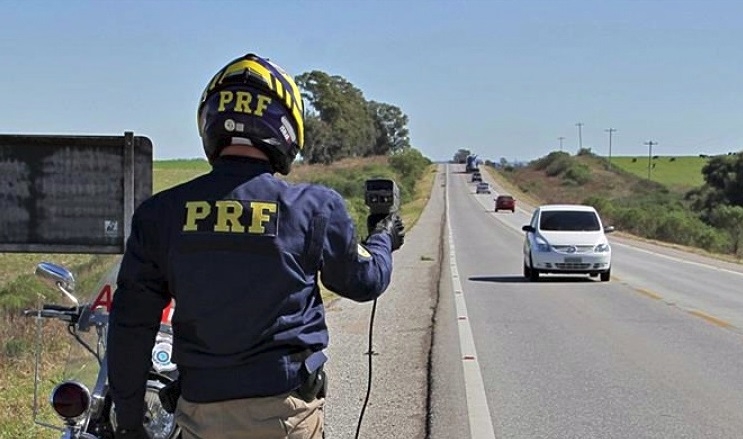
[1,0,742,163]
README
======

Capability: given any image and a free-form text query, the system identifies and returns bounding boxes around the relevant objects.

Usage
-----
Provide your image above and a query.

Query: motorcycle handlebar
[42,304,78,312]
[23,305,80,322]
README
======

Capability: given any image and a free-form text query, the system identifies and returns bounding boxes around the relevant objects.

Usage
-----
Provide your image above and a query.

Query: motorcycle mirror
[35,262,79,306]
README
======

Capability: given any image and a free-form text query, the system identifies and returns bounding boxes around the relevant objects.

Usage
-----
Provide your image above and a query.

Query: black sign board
[0,132,152,254]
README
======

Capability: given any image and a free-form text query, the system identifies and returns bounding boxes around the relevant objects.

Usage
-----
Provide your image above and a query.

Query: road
[323,163,743,438]
[430,164,743,438]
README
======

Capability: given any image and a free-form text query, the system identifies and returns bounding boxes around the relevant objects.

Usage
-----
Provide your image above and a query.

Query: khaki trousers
[175,393,324,439]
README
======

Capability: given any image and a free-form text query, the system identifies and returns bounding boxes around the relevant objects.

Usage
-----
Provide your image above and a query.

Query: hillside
[497,152,675,206]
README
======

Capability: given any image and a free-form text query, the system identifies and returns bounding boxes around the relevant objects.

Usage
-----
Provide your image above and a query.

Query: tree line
[296,71,411,164]
[686,152,743,255]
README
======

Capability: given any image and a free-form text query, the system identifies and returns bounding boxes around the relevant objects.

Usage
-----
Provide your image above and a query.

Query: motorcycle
[23,260,180,439]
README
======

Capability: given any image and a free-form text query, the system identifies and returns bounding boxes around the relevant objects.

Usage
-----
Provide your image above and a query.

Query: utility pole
[558,136,565,152]
[576,122,584,151]
[645,140,657,180]
[605,128,617,170]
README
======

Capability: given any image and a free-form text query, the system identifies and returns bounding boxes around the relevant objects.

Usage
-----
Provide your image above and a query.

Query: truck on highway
[465,154,480,173]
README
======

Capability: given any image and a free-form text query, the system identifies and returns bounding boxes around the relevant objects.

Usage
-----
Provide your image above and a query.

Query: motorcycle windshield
[63,257,176,388]
[60,257,124,391]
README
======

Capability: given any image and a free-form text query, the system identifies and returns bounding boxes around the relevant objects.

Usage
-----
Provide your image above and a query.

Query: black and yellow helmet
[197,54,304,175]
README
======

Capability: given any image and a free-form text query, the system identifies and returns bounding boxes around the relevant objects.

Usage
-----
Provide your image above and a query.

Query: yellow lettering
[249,202,277,234]
[254,95,272,117]
[234,91,253,114]
[217,91,234,111]
[183,201,211,231]
[214,200,245,232]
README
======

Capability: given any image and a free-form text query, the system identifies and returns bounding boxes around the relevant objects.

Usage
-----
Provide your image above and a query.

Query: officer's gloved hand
[370,213,405,251]
[115,425,149,439]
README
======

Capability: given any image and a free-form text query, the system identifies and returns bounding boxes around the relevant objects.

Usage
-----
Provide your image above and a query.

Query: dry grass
[286,156,391,184]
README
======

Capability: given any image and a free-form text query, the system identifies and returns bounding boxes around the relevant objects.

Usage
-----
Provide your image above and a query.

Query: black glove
[115,425,149,439]
[369,213,405,251]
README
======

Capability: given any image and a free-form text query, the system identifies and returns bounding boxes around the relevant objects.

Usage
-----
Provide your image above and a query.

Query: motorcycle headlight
[50,381,90,422]
[594,243,610,253]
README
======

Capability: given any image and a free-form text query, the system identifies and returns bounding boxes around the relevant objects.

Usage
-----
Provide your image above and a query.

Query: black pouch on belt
[295,367,327,402]
[158,379,181,414]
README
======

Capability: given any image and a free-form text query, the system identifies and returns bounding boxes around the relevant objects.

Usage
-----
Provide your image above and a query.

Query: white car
[522,204,614,282]
[475,182,491,194]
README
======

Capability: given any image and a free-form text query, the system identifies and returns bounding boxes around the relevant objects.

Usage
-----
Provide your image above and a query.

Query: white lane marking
[446,164,497,439]
[610,241,743,278]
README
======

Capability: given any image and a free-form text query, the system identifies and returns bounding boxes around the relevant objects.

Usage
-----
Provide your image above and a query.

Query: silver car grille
[552,245,594,253]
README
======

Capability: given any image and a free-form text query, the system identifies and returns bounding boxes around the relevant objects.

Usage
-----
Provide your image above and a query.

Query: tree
[700,152,743,206]
[708,205,743,256]
[368,100,410,155]
[296,71,376,163]
[301,115,332,164]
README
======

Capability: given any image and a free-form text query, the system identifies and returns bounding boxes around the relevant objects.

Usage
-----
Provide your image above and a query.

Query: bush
[693,228,729,253]
[388,148,431,202]
[532,151,571,171]
[562,164,591,185]
[583,196,615,220]
[295,148,430,231]
[544,156,572,177]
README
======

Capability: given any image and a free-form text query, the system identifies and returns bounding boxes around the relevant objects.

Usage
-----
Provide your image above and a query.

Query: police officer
[108,53,405,439]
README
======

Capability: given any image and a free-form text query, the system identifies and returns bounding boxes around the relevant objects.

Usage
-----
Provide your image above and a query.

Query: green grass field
[153,159,211,193]
[606,155,707,191]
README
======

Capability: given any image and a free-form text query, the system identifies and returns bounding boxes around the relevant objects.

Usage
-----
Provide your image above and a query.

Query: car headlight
[594,243,610,253]
[534,237,551,252]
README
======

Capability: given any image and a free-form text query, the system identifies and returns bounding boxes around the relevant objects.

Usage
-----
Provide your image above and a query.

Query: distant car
[471,172,482,182]
[495,195,515,212]
[475,182,491,194]
[521,204,615,282]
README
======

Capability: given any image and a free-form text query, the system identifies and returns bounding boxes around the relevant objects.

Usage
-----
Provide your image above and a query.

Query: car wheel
[523,262,531,278]
[495,208,499,212]
[600,268,611,282]
[528,255,540,282]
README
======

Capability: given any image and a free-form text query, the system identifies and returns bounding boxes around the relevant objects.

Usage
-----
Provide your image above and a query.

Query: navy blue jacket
[108,156,393,427]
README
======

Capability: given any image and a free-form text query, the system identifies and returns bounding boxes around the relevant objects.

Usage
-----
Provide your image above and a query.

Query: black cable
[354,298,378,439]
[68,325,102,366]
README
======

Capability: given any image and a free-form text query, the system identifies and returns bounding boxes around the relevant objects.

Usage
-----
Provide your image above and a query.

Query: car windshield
[539,210,600,231]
